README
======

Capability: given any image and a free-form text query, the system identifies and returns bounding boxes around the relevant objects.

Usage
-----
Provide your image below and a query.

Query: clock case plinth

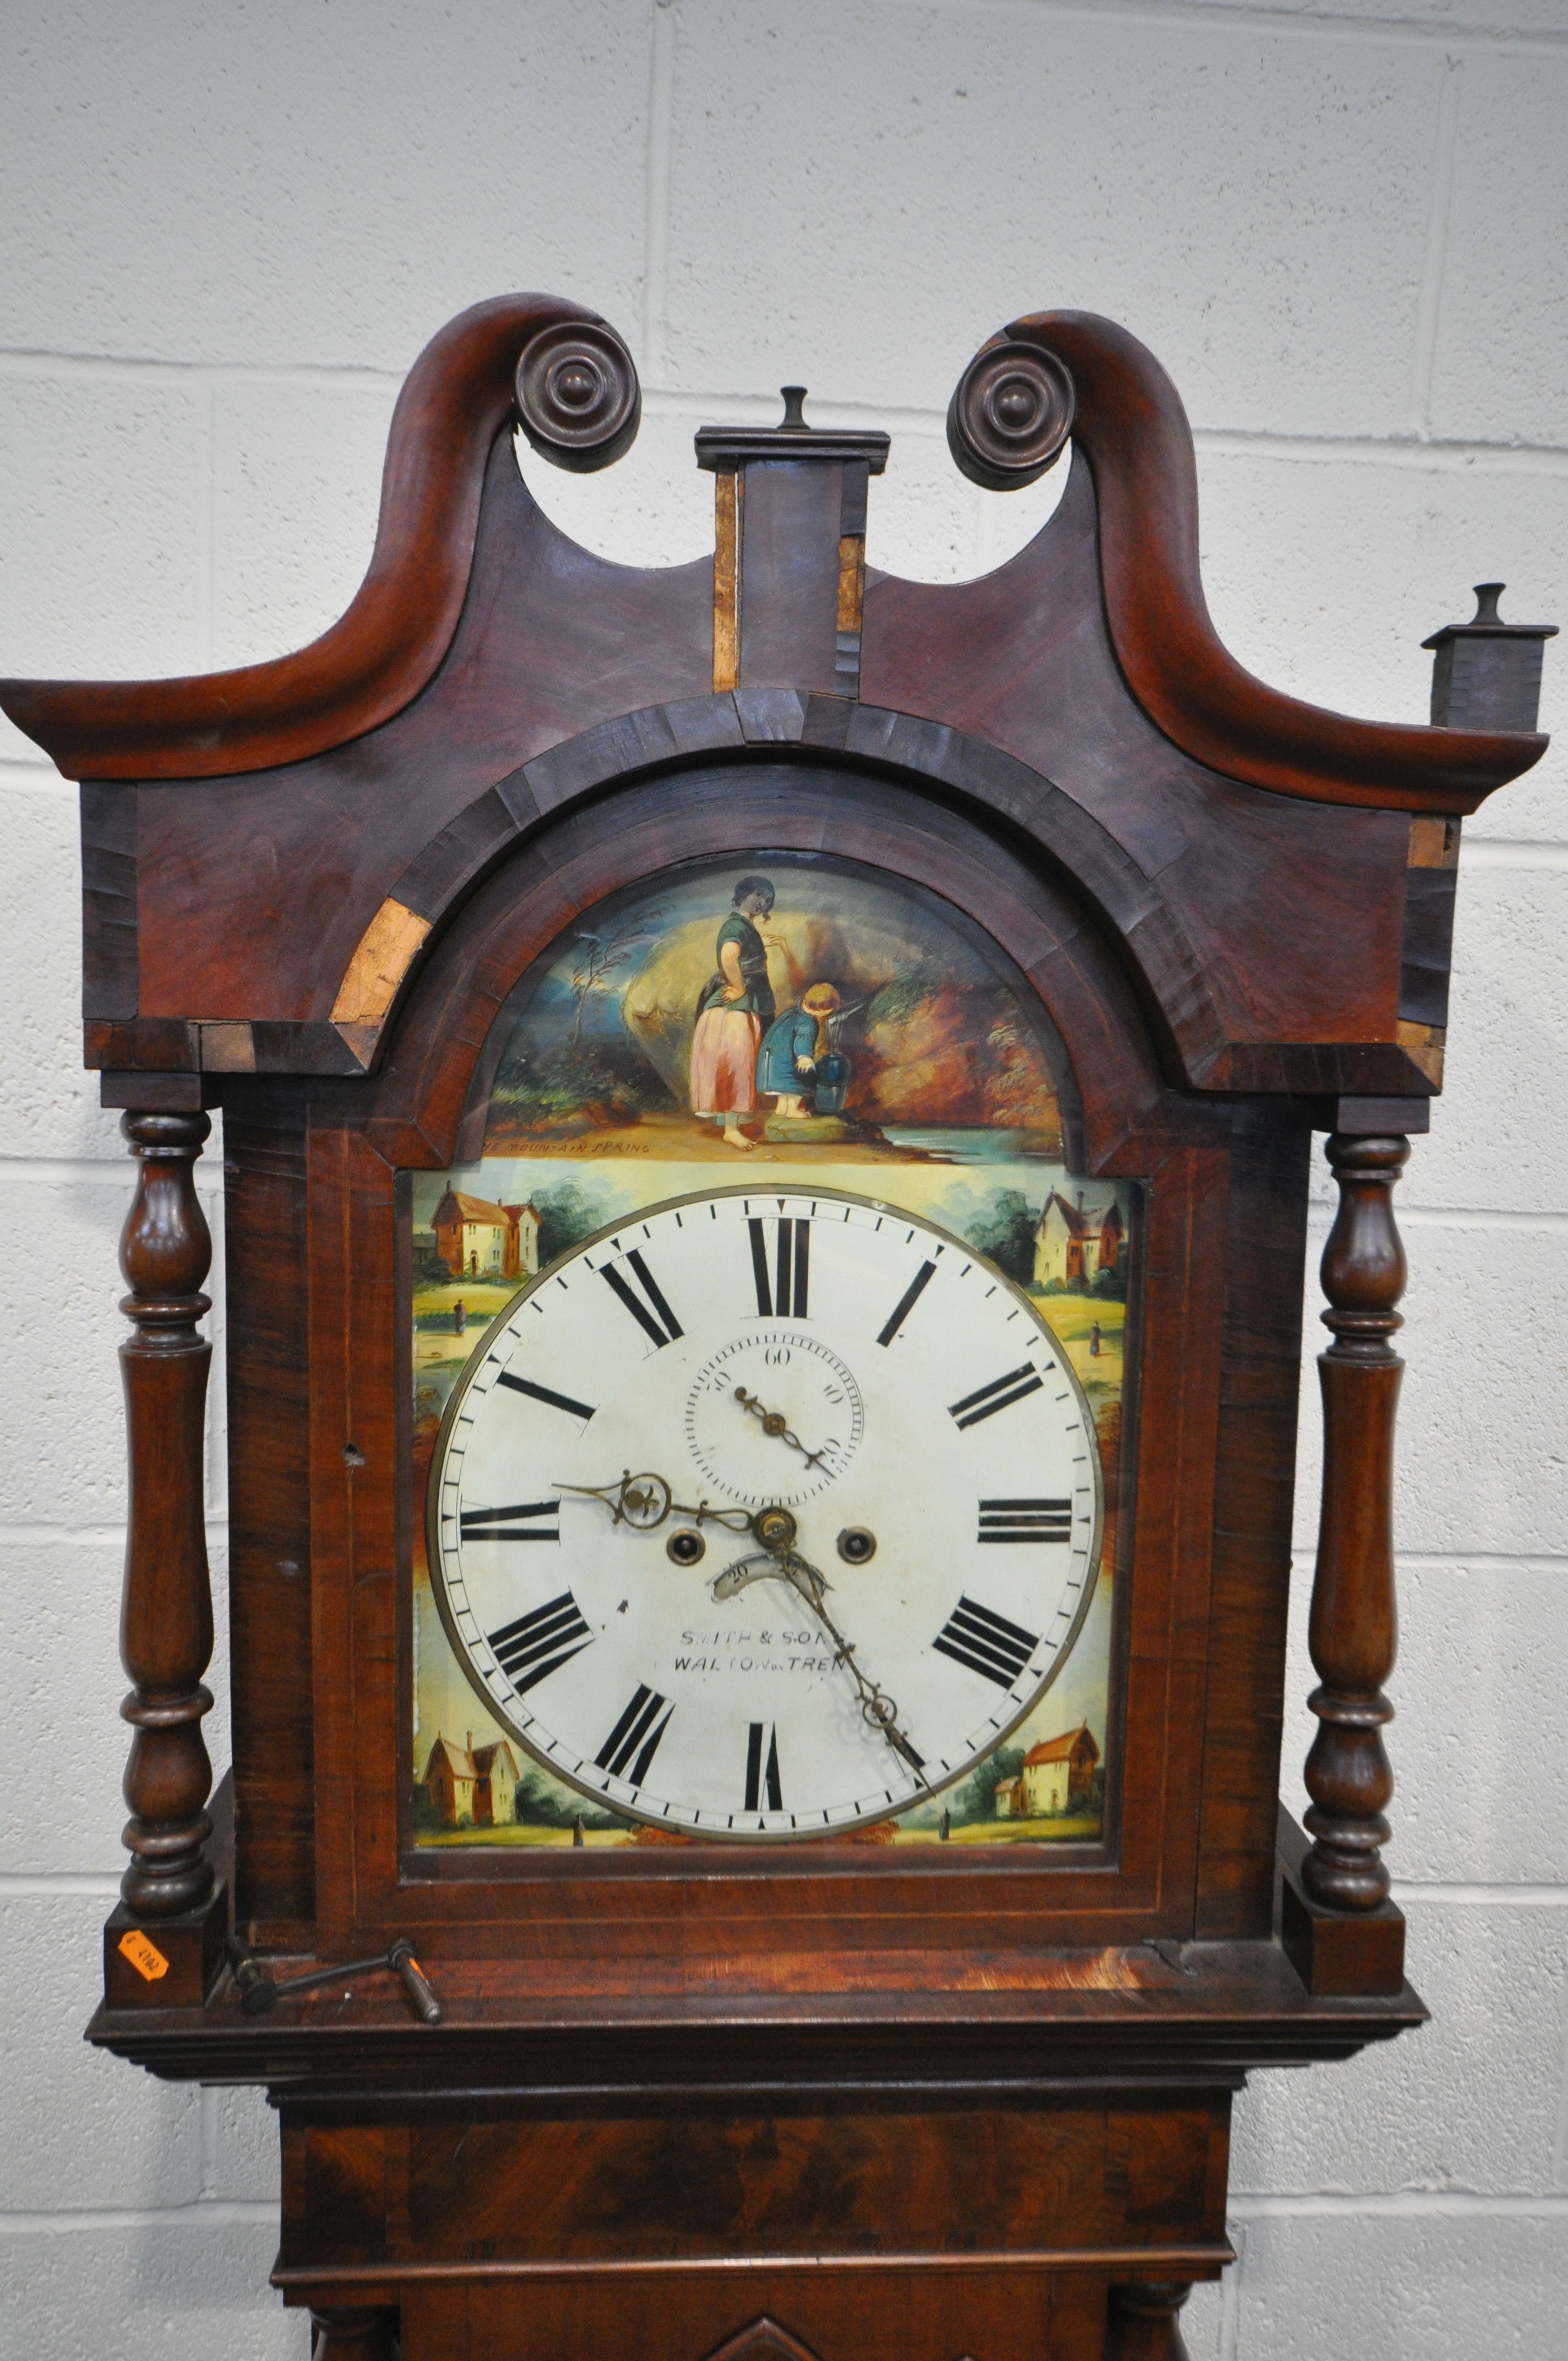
[4,296,1550,2361]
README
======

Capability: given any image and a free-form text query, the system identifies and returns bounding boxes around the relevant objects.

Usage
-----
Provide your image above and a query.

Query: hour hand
[554,1471,674,1530]
[556,1472,753,1535]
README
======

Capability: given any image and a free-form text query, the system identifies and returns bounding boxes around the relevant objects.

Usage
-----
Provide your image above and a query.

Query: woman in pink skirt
[689,875,776,1150]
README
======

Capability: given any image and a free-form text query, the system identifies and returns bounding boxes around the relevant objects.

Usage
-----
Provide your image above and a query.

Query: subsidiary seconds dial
[427,1185,1104,1839]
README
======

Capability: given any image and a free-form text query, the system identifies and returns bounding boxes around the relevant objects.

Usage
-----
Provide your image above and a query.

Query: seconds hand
[733,1386,829,1471]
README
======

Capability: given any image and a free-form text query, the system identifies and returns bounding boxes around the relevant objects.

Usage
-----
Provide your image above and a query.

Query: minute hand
[774,1547,925,1780]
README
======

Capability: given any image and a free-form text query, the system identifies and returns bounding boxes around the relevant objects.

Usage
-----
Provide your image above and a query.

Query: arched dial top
[427,1187,1104,1841]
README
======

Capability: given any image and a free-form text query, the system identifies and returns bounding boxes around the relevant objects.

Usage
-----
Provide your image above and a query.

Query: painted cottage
[994,1726,1101,1819]
[431,1190,541,1281]
[1033,1192,1123,1291]
[421,1732,521,1827]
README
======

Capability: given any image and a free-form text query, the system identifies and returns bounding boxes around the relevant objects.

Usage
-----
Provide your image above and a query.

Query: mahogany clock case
[3,292,1551,2361]
[224,755,1300,1972]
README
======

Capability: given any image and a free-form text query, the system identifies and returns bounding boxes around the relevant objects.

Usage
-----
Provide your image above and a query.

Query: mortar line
[0,1521,230,1547]
[1553,1979,1568,2191]
[0,1873,126,1897]
[196,378,216,672]
[1409,56,1463,440]
[1190,427,1568,473]
[896,0,1568,51]
[642,0,677,385]
[1456,840,1568,869]
[1227,2191,1568,2218]
[0,349,406,387]
[1389,1203,1568,1233]
[1392,1881,1568,1906]
[0,2200,277,2233]
[1392,1551,1568,1571]
[0,1156,219,1182]
[1217,2219,1243,2361]
[4,348,1568,476]
[1300,1197,1568,1233]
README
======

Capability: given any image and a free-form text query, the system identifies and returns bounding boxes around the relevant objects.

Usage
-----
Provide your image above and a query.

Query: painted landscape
[410,855,1133,1851]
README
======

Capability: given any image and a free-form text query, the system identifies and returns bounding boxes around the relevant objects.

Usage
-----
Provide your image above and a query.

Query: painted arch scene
[409,855,1135,1852]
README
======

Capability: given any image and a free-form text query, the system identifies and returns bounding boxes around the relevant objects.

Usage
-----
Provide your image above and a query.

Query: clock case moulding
[2,296,1553,2361]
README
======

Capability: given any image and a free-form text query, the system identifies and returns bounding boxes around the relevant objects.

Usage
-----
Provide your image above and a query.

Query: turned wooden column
[1106,2281,1193,2359]
[1302,1130,1408,1911]
[117,1108,216,1917]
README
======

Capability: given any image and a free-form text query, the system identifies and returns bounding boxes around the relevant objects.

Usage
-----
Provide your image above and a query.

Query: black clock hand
[555,1472,753,1535]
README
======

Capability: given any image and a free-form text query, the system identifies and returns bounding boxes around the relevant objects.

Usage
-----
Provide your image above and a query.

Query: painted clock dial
[427,1185,1103,1838]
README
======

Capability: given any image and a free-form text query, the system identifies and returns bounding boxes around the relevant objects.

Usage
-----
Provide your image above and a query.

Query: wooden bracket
[1279,1806,1405,1998]
[103,1884,228,2010]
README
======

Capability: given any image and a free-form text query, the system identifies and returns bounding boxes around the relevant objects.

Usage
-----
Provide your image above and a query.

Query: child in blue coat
[755,982,842,1117]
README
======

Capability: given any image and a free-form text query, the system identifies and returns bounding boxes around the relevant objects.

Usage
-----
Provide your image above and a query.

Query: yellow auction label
[118,1929,170,1982]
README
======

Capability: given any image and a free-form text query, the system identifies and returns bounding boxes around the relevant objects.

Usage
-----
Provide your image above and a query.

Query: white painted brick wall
[1,4,1562,2353]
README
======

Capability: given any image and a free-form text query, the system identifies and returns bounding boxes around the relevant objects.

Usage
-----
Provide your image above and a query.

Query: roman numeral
[749,1216,810,1317]
[948,1364,1043,1428]
[876,1258,936,1346]
[744,1721,783,1813]
[977,1498,1071,1544]
[601,1248,684,1348]
[932,1595,1042,1689]
[595,1685,674,1784]
[487,1591,592,1693]
[460,1500,560,1543]
[496,1370,597,1422]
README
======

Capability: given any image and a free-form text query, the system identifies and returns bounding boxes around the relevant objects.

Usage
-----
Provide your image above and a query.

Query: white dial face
[427,1187,1103,1840]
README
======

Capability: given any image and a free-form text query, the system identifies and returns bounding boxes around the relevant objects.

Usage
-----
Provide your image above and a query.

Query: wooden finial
[514,317,641,474]
[1423,580,1556,731]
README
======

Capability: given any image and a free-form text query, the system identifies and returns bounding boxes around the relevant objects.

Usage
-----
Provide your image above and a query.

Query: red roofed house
[1019,1725,1100,1817]
[432,1189,541,1281]
[1033,1192,1123,1290]
[421,1731,521,1827]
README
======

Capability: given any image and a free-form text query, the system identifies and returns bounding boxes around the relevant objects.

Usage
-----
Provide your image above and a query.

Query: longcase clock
[1,295,1553,2361]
